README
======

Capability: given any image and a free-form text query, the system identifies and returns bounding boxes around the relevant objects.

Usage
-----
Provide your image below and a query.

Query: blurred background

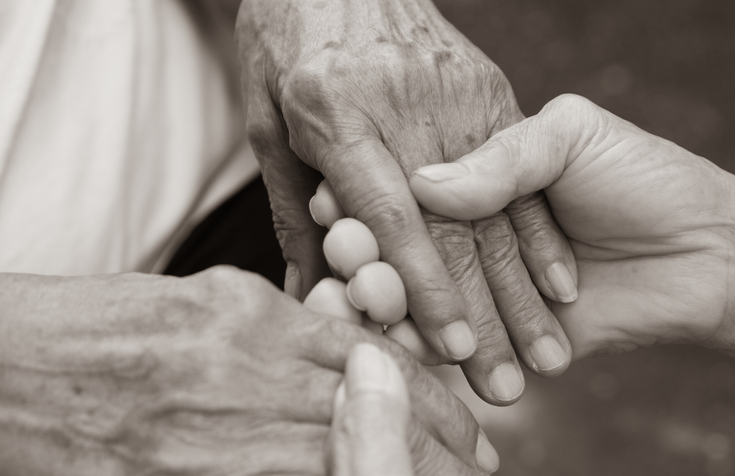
[430,0,735,475]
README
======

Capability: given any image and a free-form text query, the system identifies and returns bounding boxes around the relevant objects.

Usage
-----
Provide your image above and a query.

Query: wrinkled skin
[410,94,735,359]
[238,0,577,404]
[0,267,484,475]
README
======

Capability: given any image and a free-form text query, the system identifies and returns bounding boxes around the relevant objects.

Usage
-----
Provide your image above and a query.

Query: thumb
[409,94,606,221]
[331,343,413,476]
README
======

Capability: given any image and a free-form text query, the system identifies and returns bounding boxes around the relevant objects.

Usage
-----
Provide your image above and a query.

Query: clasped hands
[237,1,735,475]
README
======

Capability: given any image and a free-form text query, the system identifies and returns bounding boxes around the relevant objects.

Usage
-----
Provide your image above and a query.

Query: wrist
[707,169,735,356]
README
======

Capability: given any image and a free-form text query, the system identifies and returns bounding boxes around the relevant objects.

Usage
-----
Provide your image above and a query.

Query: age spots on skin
[465,134,476,146]
[376,36,388,43]
[433,50,453,66]
[323,41,343,50]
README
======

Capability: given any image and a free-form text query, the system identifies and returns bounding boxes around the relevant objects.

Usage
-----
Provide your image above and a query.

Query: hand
[238,0,577,404]
[329,343,500,476]
[0,268,487,475]
[410,94,735,358]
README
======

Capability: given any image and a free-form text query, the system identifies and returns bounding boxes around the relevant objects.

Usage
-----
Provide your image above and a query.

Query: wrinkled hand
[0,268,485,475]
[238,0,577,404]
[411,94,735,358]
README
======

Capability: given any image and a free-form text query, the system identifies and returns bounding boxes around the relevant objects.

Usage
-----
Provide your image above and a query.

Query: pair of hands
[328,93,735,474]
[238,0,577,404]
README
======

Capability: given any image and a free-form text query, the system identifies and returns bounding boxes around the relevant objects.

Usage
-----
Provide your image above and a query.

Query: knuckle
[504,296,551,332]
[474,313,512,350]
[473,214,519,270]
[545,93,595,118]
[354,191,418,249]
[200,265,267,298]
[504,192,548,226]
[425,218,478,278]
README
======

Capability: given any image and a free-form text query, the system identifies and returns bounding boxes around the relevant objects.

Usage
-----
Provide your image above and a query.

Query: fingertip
[476,429,500,474]
[284,261,302,299]
[347,262,407,326]
[385,318,449,366]
[323,218,380,279]
[439,320,478,362]
[311,180,347,228]
[529,335,571,376]
[486,362,525,405]
[544,262,578,303]
[303,277,363,325]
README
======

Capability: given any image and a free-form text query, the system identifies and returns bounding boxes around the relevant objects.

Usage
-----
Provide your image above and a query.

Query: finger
[310,179,346,228]
[505,191,578,303]
[385,318,448,366]
[318,138,477,362]
[299,315,481,470]
[323,218,380,280]
[304,278,363,325]
[246,75,329,300]
[422,212,525,404]
[408,94,603,221]
[473,213,572,378]
[347,262,407,326]
[331,343,412,476]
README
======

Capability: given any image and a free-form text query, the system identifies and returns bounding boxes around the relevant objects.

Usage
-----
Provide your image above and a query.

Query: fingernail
[545,262,578,303]
[476,429,500,474]
[346,278,367,311]
[284,261,302,299]
[413,163,470,183]
[530,335,568,372]
[439,321,477,361]
[309,195,325,227]
[347,343,389,395]
[488,363,524,402]
[333,380,346,412]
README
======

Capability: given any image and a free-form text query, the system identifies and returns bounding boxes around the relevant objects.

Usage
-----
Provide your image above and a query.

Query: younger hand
[410,94,735,358]
[329,343,499,476]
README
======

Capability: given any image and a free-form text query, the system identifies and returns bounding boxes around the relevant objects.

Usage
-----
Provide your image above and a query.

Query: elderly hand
[410,94,735,358]
[238,0,576,405]
[0,268,487,475]
[329,343,500,476]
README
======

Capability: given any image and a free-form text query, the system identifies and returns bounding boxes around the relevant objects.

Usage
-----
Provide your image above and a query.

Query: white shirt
[0,0,260,275]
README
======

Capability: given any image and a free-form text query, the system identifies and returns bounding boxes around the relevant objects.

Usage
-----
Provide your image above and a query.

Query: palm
[546,130,733,357]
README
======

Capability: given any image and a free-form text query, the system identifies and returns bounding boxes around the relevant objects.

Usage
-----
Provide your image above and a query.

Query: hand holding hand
[329,343,500,476]
[239,0,577,404]
[410,94,735,358]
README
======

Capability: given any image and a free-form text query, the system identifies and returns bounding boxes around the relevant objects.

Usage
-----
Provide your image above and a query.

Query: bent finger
[318,138,477,362]
[246,80,329,300]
